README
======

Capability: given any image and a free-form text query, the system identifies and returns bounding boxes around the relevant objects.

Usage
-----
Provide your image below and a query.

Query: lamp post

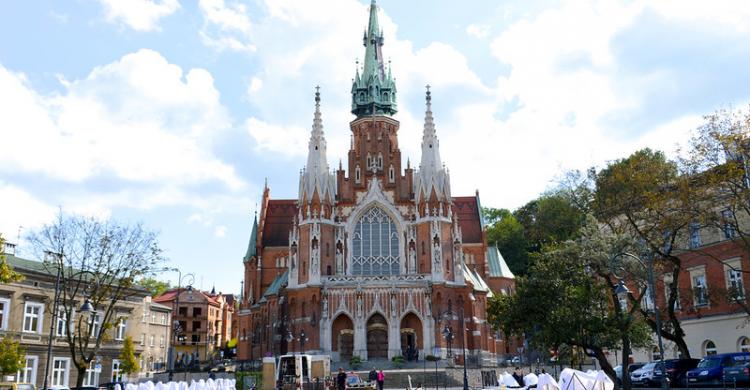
[299,330,308,355]
[441,309,469,390]
[613,252,668,390]
[42,251,62,390]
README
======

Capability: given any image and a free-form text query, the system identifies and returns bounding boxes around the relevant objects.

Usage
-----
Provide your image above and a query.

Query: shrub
[391,356,405,369]
[350,355,362,370]
[425,355,440,362]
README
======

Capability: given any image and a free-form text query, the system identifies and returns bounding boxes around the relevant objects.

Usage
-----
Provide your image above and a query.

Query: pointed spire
[300,87,336,204]
[243,212,258,262]
[420,85,441,170]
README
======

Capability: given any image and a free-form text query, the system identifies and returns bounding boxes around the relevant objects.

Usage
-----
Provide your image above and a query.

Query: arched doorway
[331,314,354,361]
[367,313,388,359]
[400,313,422,361]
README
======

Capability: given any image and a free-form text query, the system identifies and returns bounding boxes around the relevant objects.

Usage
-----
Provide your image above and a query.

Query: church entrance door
[367,314,388,359]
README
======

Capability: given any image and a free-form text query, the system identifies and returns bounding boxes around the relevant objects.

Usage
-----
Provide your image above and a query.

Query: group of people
[335,368,385,390]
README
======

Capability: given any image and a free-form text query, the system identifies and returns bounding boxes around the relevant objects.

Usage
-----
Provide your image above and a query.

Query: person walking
[369,368,378,385]
[337,368,347,390]
[376,369,385,390]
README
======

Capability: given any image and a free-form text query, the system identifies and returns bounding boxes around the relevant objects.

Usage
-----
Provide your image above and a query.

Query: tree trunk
[75,363,87,387]
[591,347,616,384]
[621,336,632,390]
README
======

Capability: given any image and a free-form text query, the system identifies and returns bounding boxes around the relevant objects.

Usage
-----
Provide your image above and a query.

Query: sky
[2,0,750,293]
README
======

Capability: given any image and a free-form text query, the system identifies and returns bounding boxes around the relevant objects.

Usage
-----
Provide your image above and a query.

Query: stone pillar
[354,317,367,360]
[320,316,331,355]
[388,318,400,359]
[422,315,434,358]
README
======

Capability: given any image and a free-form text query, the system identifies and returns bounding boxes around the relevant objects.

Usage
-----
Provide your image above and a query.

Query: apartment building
[0,244,169,387]
[154,288,230,363]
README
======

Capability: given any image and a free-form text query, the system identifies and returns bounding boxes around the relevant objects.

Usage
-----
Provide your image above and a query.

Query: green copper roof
[243,215,258,262]
[258,271,288,303]
[486,246,515,279]
[5,254,52,274]
[351,0,397,117]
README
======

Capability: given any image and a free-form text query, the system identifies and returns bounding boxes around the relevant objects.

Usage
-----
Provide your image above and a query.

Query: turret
[351,0,397,118]
[299,87,336,219]
[414,86,451,216]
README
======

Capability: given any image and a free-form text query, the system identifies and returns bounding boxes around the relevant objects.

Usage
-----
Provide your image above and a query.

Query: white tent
[523,373,539,387]
[537,373,560,390]
[558,369,614,390]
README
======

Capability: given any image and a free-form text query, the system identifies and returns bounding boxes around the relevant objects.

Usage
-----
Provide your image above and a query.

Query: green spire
[243,213,258,262]
[351,0,397,118]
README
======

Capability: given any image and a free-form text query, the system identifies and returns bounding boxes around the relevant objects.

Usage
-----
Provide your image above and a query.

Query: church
[236,0,516,365]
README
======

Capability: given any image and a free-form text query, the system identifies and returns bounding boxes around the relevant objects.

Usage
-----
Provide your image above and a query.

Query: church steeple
[415,86,451,206]
[420,85,441,170]
[300,87,336,211]
[351,0,397,118]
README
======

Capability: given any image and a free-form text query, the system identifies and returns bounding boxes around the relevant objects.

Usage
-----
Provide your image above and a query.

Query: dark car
[724,362,750,386]
[651,358,700,387]
[687,353,750,385]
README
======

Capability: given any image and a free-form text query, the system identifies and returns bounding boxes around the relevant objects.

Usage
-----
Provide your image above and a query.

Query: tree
[118,336,140,379]
[593,148,697,358]
[488,216,652,388]
[484,208,529,275]
[514,193,586,252]
[0,235,23,283]
[139,277,171,297]
[0,336,25,377]
[28,212,164,387]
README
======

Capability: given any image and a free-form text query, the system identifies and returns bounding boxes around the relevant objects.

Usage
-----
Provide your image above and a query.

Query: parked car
[651,358,700,387]
[98,383,125,390]
[345,374,375,390]
[614,362,646,386]
[630,362,658,387]
[687,352,750,386]
[723,361,750,386]
[0,383,36,390]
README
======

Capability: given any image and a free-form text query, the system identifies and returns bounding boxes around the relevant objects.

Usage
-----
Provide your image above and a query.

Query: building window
[161,313,167,325]
[83,360,100,386]
[23,302,44,333]
[160,335,165,348]
[739,337,750,352]
[689,223,701,249]
[725,261,745,300]
[178,307,187,316]
[388,165,395,183]
[662,230,672,253]
[140,333,145,346]
[115,318,127,341]
[193,321,201,330]
[704,340,717,356]
[194,307,202,317]
[192,334,200,344]
[89,312,102,338]
[641,285,655,311]
[17,356,38,385]
[0,298,9,330]
[142,310,148,323]
[663,275,681,311]
[56,307,70,337]
[111,359,122,382]
[150,334,155,347]
[692,273,709,307]
[355,165,361,183]
[351,207,400,276]
[651,346,661,362]
[151,313,156,323]
[723,209,736,239]
[51,357,70,387]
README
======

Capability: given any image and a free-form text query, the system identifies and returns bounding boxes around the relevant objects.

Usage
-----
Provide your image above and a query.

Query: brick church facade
[236,0,517,364]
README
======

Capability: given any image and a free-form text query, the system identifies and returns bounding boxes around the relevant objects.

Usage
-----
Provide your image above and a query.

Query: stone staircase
[342,367,462,390]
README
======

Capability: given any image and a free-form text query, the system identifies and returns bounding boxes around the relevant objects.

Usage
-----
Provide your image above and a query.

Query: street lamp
[613,252,668,390]
[440,309,469,390]
[299,330,308,355]
[286,330,294,353]
[169,270,194,377]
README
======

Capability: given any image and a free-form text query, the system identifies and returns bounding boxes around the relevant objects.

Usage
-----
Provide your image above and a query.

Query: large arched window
[352,207,400,275]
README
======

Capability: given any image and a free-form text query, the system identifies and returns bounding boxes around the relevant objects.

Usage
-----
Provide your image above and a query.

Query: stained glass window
[352,207,400,275]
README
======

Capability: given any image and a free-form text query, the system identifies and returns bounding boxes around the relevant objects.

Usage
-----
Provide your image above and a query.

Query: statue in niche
[335,244,344,274]
[356,294,363,318]
[408,243,416,273]
[432,237,441,265]
[390,293,397,317]
[322,295,328,318]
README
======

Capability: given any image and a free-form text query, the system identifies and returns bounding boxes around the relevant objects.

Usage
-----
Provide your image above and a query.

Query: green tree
[0,235,23,283]
[28,213,164,386]
[514,194,586,252]
[118,336,140,378]
[0,335,25,376]
[593,148,697,358]
[139,277,171,297]
[483,208,529,275]
[488,216,652,388]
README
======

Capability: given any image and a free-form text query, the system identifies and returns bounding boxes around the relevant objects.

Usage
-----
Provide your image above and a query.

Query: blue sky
[2,0,750,293]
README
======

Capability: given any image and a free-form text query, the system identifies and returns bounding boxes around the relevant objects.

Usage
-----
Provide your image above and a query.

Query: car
[0,383,36,390]
[98,383,125,390]
[345,374,375,390]
[687,352,750,386]
[614,362,646,385]
[651,358,700,387]
[723,361,750,386]
[630,362,657,387]
[510,356,522,365]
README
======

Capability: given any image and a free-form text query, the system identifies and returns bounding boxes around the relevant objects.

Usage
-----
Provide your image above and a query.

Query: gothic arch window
[388,165,395,183]
[355,165,361,183]
[352,207,400,276]
[377,153,383,168]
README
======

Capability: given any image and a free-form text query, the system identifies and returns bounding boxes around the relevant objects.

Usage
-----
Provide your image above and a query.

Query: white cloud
[97,0,179,32]
[198,0,256,52]
[248,77,263,94]
[0,49,241,190]
[0,184,57,240]
[466,24,490,38]
[246,117,308,157]
[214,225,227,237]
